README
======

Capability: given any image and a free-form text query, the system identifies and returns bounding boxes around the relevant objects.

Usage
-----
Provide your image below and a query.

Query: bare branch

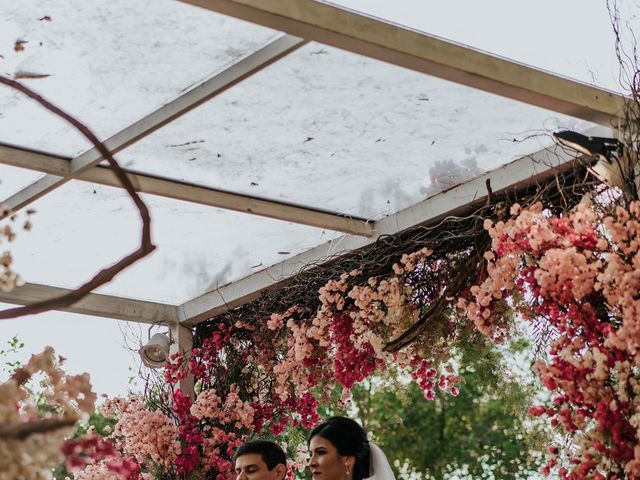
[0,417,77,440]
[0,75,155,319]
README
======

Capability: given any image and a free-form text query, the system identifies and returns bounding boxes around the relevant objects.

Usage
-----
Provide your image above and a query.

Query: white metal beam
[179,0,625,127]
[179,126,610,325]
[0,282,178,324]
[0,143,373,235]
[83,167,373,235]
[0,143,69,176]
[0,34,306,218]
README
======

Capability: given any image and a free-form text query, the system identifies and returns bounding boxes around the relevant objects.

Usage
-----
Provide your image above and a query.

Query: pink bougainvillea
[0,347,97,479]
[93,197,640,480]
[72,237,468,478]
[63,199,640,479]
[459,201,640,479]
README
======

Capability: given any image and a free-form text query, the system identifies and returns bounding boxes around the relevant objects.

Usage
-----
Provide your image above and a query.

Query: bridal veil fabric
[368,442,396,480]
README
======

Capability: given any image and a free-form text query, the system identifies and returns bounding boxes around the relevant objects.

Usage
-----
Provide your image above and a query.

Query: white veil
[367,443,395,480]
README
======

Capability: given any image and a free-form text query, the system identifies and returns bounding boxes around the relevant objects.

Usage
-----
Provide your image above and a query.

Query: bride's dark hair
[308,416,370,480]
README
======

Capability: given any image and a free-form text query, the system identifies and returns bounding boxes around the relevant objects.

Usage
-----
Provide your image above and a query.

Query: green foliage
[52,411,120,479]
[352,334,547,480]
[0,335,24,374]
[74,411,118,438]
[0,336,56,417]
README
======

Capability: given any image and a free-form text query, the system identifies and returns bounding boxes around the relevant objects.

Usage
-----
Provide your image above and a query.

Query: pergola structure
[0,0,625,372]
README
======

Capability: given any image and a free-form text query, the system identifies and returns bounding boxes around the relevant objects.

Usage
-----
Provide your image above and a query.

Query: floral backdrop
[2,0,640,478]
[4,178,640,479]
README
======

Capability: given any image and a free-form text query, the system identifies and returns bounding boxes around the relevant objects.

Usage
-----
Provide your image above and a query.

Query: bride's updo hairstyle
[308,417,371,480]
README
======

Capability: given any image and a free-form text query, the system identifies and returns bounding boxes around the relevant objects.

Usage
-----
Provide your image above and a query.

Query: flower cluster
[113,404,181,472]
[71,237,476,479]
[0,346,97,480]
[459,201,640,478]
[64,434,143,480]
[0,208,36,293]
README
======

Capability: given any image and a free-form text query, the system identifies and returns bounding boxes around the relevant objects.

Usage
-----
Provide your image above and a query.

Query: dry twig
[0,417,77,440]
[0,75,155,319]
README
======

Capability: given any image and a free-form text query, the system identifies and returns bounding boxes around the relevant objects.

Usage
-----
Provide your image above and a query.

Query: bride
[308,416,395,480]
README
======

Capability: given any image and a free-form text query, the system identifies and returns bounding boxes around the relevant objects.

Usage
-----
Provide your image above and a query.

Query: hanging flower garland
[139,245,471,478]
[18,194,640,480]
[69,171,601,479]
[77,230,496,479]
[459,201,640,479]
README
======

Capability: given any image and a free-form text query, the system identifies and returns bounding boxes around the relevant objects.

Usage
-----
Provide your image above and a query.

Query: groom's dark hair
[309,416,371,480]
[233,439,287,470]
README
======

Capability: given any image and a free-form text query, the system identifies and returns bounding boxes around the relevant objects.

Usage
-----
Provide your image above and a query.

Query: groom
[233,439,287,480]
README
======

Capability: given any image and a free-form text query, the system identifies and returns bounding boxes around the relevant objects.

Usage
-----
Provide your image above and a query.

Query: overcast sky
[336,0,630,91]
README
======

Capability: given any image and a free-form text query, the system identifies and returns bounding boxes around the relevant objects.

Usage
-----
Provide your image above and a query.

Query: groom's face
[235,453,285,480]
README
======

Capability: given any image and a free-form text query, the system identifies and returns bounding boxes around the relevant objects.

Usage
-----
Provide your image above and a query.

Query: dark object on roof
[553,130,624,162]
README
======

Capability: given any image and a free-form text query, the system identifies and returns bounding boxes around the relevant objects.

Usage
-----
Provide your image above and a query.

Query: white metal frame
[0,34,307,218]
[0,143,373,235]
[0,0,625,328]
[179,0,625,126]
[179,126,607,325]
[0,282,178,323]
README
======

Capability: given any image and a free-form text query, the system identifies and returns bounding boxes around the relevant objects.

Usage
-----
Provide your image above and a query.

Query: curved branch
[0,75,155,319]
[383,242,489,352]
[0,417,77,440]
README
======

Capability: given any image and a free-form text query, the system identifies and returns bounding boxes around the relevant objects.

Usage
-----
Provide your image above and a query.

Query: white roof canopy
[0,0,624,328]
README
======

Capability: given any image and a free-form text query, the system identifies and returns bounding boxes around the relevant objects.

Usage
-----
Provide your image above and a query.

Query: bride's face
[308,436,354,480]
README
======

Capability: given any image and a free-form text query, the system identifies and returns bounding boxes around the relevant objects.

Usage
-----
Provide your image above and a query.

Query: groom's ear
[273,463,286,480]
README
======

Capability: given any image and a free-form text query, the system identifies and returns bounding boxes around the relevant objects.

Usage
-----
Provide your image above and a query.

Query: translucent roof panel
[7,181,340,304]
[0,164,45,199]
[117,43,592,220]
[334,0,625,92]
[0,0,278,155]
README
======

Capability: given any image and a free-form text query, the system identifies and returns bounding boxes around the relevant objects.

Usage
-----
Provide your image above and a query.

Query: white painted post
[170,324,195,400]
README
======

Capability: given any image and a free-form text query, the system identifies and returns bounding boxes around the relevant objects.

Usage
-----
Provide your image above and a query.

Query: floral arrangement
[0,347,96,480]
[68,172,613,480]
[8,163,640,480]
[75,245,469,479]
[459,201,640,479]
